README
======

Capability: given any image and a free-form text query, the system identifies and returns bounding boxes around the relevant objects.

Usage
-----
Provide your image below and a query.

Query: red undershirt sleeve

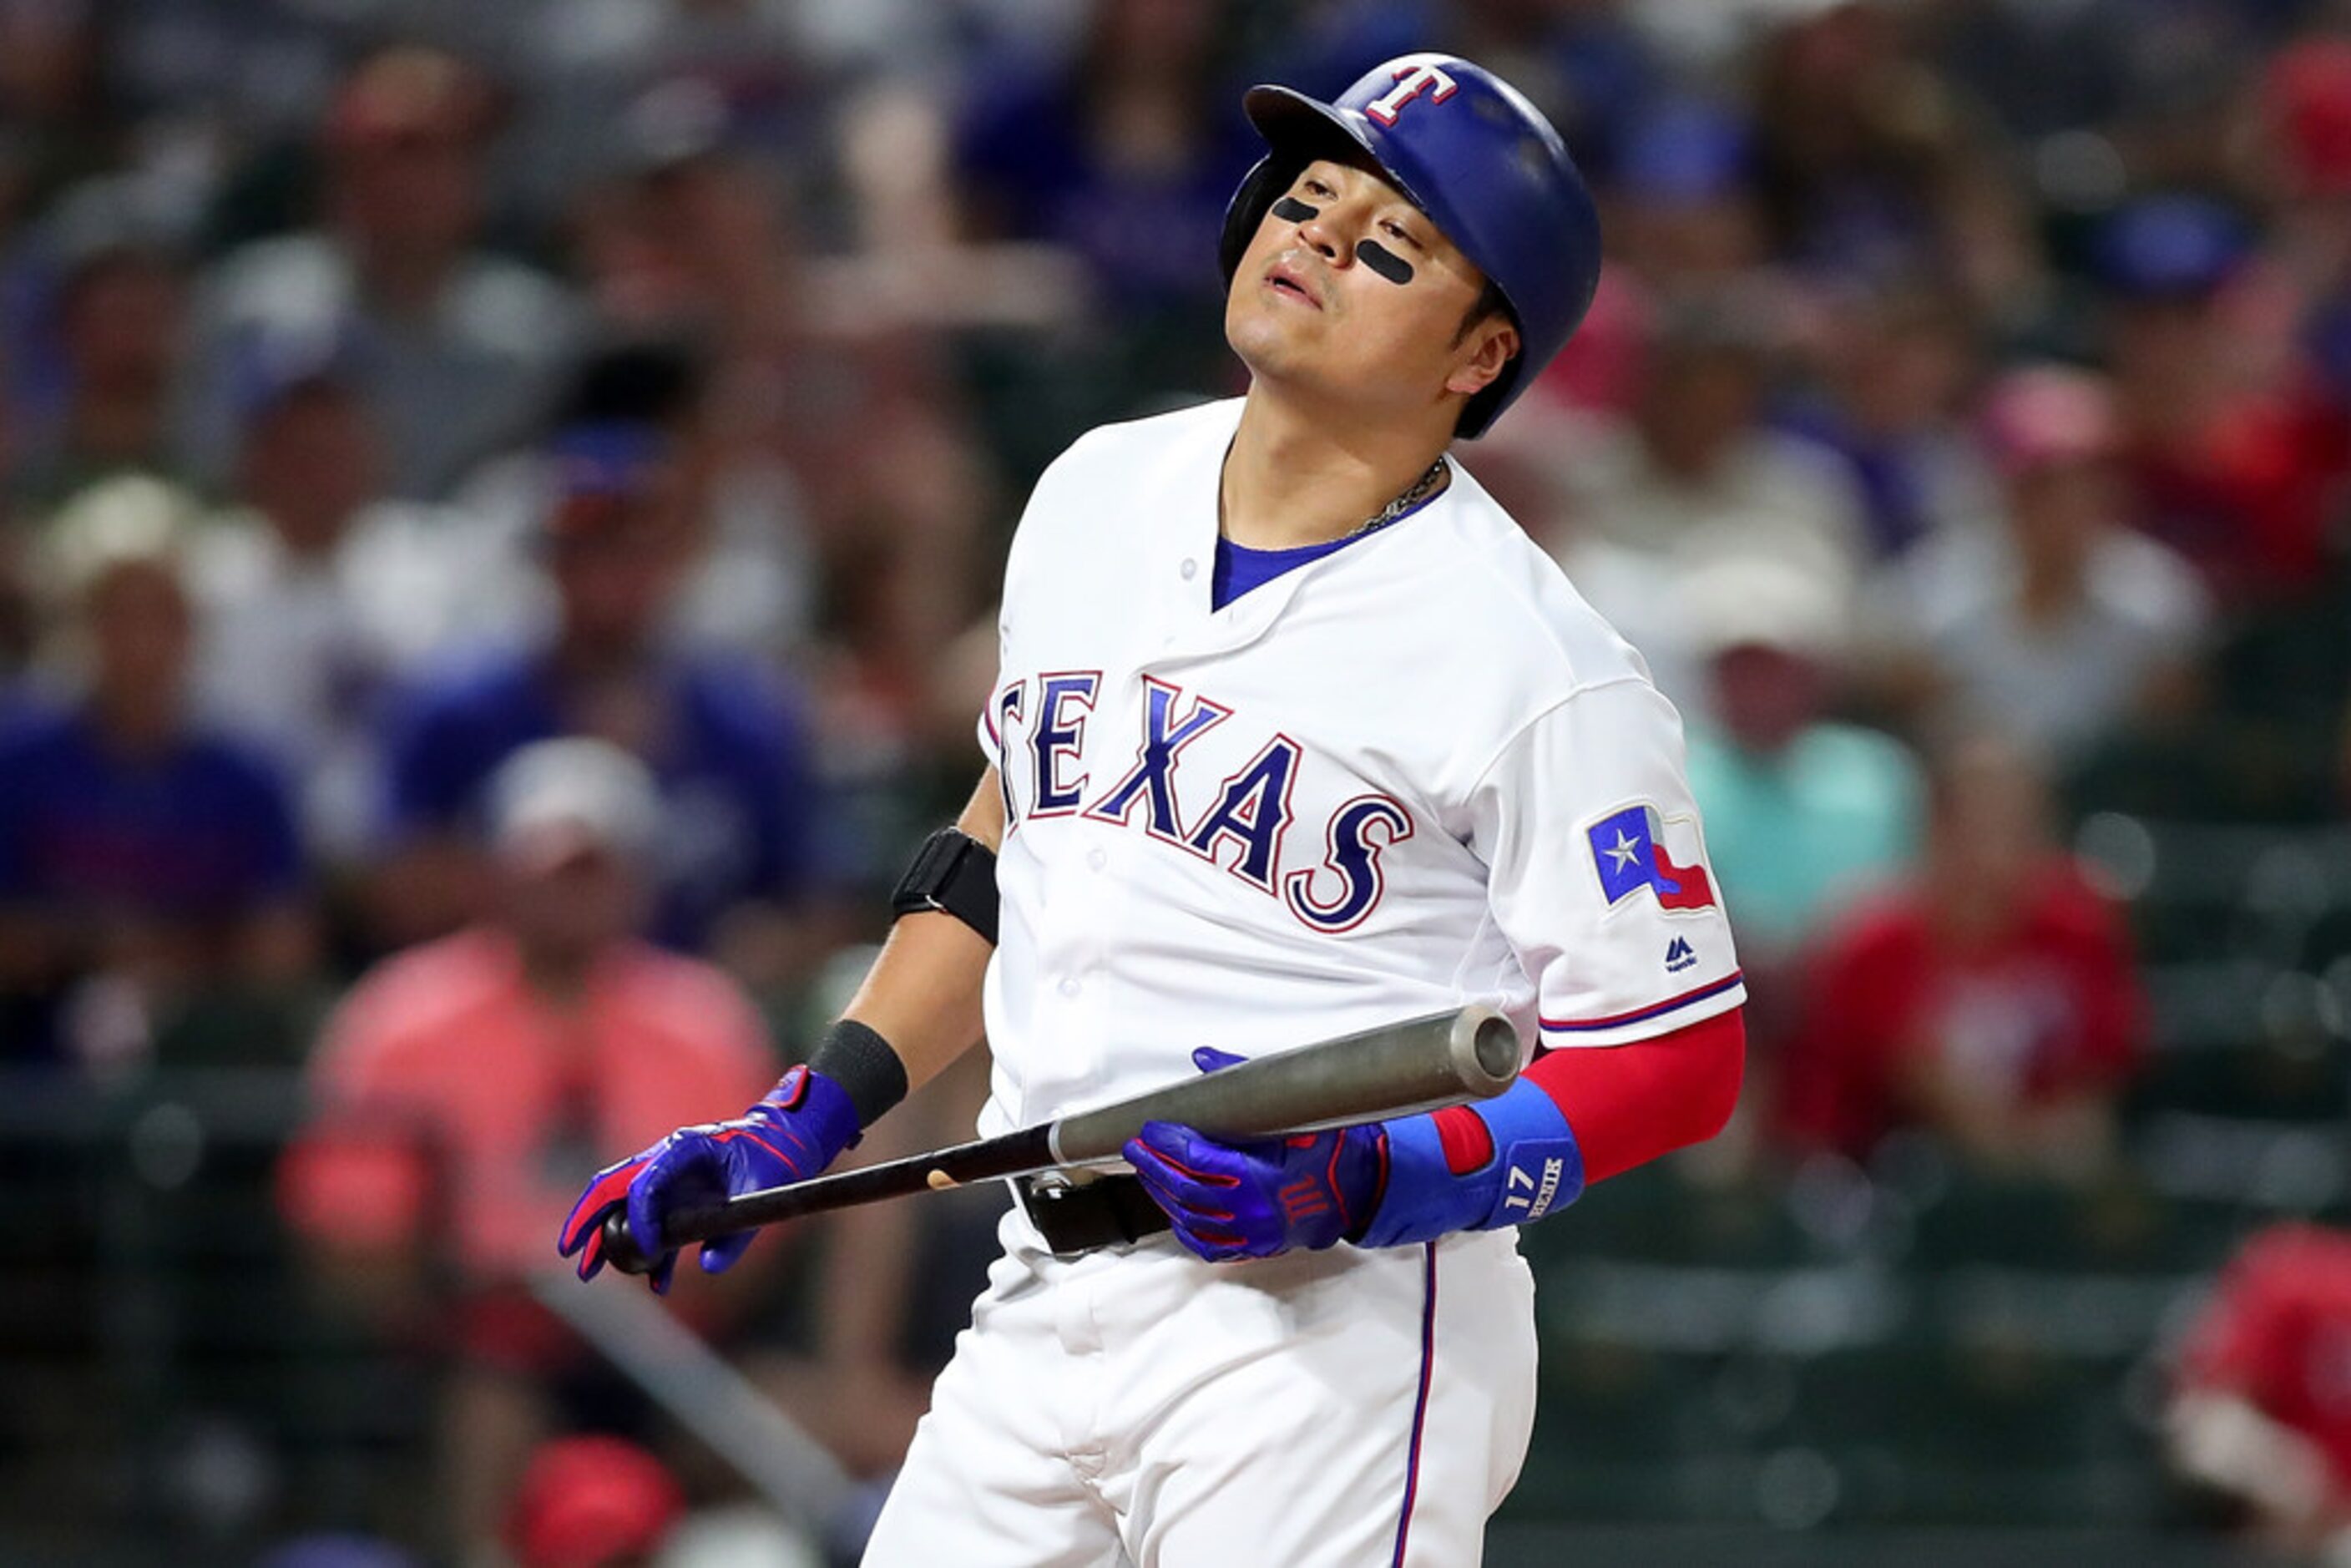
[1430,1006,1747,1184]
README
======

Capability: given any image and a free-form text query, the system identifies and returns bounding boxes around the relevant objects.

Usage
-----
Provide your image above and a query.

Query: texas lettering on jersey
[993,671,1408,933]
[968,399,1742,1128]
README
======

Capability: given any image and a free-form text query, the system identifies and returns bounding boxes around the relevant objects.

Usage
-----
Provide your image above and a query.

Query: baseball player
[561,53,1747,1565]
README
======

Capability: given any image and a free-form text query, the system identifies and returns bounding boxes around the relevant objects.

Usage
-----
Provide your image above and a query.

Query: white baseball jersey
[867,397,1742,1568]
[974,396,1742,1135]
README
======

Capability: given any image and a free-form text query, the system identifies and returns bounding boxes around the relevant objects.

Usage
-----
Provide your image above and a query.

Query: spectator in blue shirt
[951,0,1258,319]
[10,186,194,515]
[0,478,315,1070]
[1681,552,1924,1062]
[368,421,830,979]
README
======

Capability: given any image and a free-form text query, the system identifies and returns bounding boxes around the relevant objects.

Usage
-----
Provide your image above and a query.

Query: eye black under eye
[1272,195,1319,223]
[1354,240,1414,284]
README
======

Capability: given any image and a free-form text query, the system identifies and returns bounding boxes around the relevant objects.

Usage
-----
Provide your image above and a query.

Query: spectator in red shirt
[280,736,776,1555]
[1776,731,2146,1176]
[2098,195,2348,609]
[499,1434,685,1568]
[2169,1224,2351,1558]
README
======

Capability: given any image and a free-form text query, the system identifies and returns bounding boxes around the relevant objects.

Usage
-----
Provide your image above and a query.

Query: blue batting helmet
[1220,53,1604,438]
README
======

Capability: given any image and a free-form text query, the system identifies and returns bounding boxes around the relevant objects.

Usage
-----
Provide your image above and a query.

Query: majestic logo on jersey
[1586,803,1716,913]
[1664,936,1697,973]
[996,674,1407,932]
[1366,62,1459,125]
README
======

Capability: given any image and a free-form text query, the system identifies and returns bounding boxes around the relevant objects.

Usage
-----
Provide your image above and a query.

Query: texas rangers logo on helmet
[1585,803,1716,913]
[1365,62,1459,125]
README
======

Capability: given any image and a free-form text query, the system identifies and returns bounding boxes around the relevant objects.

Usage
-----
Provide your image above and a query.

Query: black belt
[1014,1172,1172,1256]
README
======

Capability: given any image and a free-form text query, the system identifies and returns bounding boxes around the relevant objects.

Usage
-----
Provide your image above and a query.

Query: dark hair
[1454,276,1513,347]
[556,338,706,430]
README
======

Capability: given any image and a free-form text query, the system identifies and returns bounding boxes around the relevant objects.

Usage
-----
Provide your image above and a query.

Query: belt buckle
[1017,1169,1125,1257]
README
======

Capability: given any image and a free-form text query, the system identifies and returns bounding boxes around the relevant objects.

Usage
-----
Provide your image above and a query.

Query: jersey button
[1086,848,1106,872]
[1058,976,1082,998]
[1179,558,1197,579]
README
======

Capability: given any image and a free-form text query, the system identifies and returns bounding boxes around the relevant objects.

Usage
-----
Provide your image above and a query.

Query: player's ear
[1444,316,1520,399]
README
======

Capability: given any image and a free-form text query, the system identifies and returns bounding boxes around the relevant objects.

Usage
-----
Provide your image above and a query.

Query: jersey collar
[1151,401,1452,657]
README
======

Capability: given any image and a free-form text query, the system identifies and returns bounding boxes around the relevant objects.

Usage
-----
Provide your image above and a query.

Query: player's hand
[557,1065,860,1293]
[1123,1047,1385,1262]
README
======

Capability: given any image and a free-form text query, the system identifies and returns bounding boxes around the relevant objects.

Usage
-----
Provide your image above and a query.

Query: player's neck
[1221,389,1451,551]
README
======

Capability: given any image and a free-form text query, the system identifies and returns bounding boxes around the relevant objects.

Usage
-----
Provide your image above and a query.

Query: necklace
[1217,448,1451,544]
[1344,458,1449,540]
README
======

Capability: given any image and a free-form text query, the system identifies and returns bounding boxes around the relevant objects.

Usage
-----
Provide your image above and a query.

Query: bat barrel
[1049,1004,1519,1165]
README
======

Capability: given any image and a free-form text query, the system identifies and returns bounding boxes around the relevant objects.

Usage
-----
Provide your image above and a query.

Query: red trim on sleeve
[1540,970,1743,1034]
[1525,1006,1746,1184]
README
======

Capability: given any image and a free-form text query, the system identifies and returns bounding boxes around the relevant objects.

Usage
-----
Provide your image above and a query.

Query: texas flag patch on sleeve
[1586,804,1716,913]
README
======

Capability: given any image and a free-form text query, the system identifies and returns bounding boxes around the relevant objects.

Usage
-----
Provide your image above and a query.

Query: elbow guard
[1354,1080,1585,1248]
[889,827,998,945]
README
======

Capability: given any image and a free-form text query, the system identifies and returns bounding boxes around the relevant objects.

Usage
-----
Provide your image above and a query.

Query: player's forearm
[832,768,1005,1101]
[1355,1007,1745,1247]
[1416,1006,1745,1188]
[836,912,990,1097]
[1509,1006,1746,1183]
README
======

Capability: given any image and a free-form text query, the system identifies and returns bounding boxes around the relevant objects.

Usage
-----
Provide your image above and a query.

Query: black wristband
[806,1018,910,1130]
[889,826,999,946]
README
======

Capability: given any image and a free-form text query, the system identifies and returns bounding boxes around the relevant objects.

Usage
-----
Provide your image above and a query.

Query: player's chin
[1225,315,1337,388]
[1222,311,1276,367]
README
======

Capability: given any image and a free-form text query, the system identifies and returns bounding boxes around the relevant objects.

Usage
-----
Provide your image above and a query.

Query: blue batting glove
[1123,1046,1386,1262]
[557,1065,860,1293]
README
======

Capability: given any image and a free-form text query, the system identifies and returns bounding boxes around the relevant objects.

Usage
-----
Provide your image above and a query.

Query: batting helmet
[1220,53,1604,439]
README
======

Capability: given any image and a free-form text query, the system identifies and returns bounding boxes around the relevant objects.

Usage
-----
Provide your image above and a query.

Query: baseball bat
[596,1003,1520,1276]
[529,1273,852,1524]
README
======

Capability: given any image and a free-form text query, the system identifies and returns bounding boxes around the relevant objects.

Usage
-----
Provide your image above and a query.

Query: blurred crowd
[9,0,2351,1562]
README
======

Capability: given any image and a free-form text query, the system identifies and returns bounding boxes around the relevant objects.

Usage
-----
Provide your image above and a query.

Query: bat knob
[599,1208,658,1276]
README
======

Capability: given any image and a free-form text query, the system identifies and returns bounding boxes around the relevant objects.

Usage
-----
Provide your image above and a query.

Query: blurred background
[8,0,2351,1564]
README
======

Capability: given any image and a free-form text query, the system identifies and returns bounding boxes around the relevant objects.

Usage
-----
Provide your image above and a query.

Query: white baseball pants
[861,1208,1539,1566]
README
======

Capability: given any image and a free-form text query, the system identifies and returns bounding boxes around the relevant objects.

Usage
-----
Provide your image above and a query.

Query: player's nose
[1295,214,1342,264]
[1287,200,1358,266]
